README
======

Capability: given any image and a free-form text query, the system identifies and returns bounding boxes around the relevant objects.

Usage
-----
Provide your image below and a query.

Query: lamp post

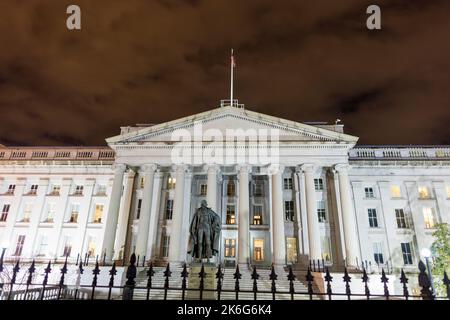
[421,248,435,297]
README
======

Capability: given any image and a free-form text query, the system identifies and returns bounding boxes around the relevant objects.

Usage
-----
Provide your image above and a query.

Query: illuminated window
[447,187,450,199]
[224,239,236,257]
[200,184,207,196]
[391,185,401,198]
[226,205,235,224]
[368,208,378,228]
[364,187,375,198]
[69,203,79,223]
[253,239,264,261]
[1,204,10,222]
[286,237,298,263]
[50,185,61,196]
[252,205,263,225]
[140,177,145,189]
[63,236,72,257]
[321,237,332,262]
[21,203,32,222]
[93,204,103,223]
[395,209,409,229]
[314,179,324,191]
[167,177,176,189]
[227,181,235,196]
[317,201,326,222]
[285,201,294,221]
[165,199,173,220]
[87,237,96,257]
[284,178,293,190]
[373,242,384,264]
[418,186,429,199]
[43,202,56,223]
[14,235,26,256]
[422,207,435,229]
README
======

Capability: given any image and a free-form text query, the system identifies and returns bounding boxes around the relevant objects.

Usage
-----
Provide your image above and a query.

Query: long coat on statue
[188,205,221,259]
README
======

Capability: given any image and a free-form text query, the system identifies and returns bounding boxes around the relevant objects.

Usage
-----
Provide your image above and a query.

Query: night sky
[0,0,449,146]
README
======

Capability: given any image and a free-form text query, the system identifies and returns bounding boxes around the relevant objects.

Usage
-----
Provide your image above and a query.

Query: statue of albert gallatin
[188,200,221,260]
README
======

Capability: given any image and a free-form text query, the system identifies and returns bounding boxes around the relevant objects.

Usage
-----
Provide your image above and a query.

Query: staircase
[130,265,312,300]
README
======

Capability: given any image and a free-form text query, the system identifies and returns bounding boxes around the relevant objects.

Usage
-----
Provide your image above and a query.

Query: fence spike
[215,264,223,301]
[123,253,137,300]
[107,262,117,300]
[163,262,171,300]
[362,268,370,299]
[234,264,241,300]
[269,264,277,300]
[146,261,155,300]
[380,268,389,300]
[324,267,333,300]
[400,269,409,300]
[251,265,259,300]
[306,267,314,300]
[287,265,295,300]
[0,248,5,273]
[343,267,351,300]
[181,263,188,300]
[27,260,36,286]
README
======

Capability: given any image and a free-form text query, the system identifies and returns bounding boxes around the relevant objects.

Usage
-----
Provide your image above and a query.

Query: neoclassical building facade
[0,105,449,272]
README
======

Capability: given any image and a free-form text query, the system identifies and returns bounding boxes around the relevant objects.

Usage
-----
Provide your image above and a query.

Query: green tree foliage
[430,223,450,297]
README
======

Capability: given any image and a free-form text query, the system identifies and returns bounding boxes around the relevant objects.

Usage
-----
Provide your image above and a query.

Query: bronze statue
[188,200,221,261]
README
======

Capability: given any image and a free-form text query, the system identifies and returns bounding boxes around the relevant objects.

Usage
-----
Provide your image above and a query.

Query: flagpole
[230,48,234,106]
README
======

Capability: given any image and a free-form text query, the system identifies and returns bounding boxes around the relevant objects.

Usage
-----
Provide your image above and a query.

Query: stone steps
[129,266,314,300]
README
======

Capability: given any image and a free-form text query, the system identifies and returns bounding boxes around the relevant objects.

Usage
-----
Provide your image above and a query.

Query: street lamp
[421,248,435,296]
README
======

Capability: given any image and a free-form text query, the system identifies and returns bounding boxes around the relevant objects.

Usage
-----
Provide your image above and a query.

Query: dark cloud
[0,0,449,146]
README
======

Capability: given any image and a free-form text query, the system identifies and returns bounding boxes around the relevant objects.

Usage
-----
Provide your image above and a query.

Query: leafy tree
[430,223,450,297]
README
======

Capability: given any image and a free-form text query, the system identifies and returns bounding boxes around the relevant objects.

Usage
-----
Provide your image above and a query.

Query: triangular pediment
[106,106,358,145]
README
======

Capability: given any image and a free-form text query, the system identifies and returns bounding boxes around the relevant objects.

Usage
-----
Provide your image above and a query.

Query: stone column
[146,170,163,260]
[114,169,136,261]
[295,167,308,256]
[237,165,251,265]
[169,165,187,263]
[102,164,126,262]
[302,164,322,260]
[271,166,286,265]
[135,164,157,260]
[206,164,219,212]
[335,164,360,266]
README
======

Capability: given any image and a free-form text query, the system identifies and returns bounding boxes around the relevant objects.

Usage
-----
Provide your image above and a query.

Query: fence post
[287,266,295,300]
[381,269,389,300]
[343,268,351,300]
[233,265,241,300]
[146,262,155,300]
[24,260,36,300]
[74,261,84,300]
[362,268,370,300]
[400,269,409,300]
[163,263,171,300]
[7,260,20,300]
[216,264,223,301]
[108,262,117,300]
[91,261,100,300]
[181,263,188,301]
[269,264,277,301]
[58,257,68,300]
[306,267,314,300]
[0,249,4,295]
[123,254,137,300]
[324,267,333,300]
[40,261,52,300]
[251,265,259,300]
[418,260,433,300]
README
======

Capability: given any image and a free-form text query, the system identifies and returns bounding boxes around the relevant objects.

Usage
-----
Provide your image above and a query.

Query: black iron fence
[0,253,449,301]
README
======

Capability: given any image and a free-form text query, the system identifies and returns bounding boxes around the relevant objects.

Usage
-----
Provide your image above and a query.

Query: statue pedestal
[187,263,216,300]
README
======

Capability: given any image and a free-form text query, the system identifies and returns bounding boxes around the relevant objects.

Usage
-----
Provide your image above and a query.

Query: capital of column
[300,163,316,174]
[236,164,252,175]
[334,163,351,173]
[125,169,136,178]
[112,163,127,173]
[141,163,158,173]
[205,164,220,175]
[268,164,285,176]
